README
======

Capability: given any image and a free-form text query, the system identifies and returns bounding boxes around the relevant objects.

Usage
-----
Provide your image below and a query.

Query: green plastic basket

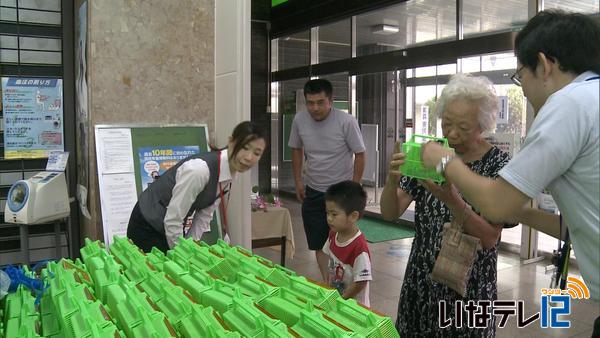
[255,319,294,338]
[223,252,269,278]
[138,272,171,303]
[399,134,452,183]
[188,266,216,287]
[291,310,359,338]
[232,272,274,299]
[198,280,239,314]
[90,259,121,304]
[146,247,167,271]
[128,310,177,338]
[163,260,188,283]
[80,238,106,264]
[155,284,194,331]
[123,257,156,284]
[221,296,287,337]
[4,312,41,338]
[62,301,119,338]
[285,275,340,311]
[113,287,159,334]
[40,311,61,336]
[256,287,314,326]
[327,297,399,338]
[4,285,37,319]
[179,305,241,338]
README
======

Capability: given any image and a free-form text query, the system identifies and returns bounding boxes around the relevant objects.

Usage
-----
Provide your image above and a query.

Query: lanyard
[217,152,231,234]
[219,182,231,231]
[585,76,600,81]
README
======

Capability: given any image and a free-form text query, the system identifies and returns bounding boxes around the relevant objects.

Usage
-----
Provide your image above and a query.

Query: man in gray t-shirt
[288,79,366,281]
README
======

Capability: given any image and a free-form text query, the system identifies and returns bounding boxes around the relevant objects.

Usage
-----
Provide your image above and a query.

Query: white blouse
[164,150,235,248]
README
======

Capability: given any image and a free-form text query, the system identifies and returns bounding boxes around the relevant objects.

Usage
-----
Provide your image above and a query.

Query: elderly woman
[381,74,513,337]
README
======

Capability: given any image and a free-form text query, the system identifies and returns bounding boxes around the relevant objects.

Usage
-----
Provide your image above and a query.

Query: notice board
[95,124,209,247]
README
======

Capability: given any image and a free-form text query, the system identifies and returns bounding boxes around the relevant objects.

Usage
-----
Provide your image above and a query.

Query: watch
[436,154,456,175]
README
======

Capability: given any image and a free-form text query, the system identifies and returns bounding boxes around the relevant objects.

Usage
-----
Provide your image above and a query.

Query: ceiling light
[371,24,399,35]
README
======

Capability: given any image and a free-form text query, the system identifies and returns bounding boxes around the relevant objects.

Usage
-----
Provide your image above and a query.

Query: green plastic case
[399,134,452,183]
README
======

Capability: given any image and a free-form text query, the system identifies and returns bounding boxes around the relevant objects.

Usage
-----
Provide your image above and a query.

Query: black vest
[137,151,221,234]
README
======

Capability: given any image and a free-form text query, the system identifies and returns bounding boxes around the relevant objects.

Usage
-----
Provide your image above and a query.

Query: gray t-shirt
[288,108,366,192]
[499,71,600,300]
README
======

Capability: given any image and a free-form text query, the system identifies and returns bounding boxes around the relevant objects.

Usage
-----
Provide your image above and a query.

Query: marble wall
[84,0,215,241]
[88,0,214,126]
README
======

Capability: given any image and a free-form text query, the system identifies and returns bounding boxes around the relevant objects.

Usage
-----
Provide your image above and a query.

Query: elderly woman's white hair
[435,73,499,132]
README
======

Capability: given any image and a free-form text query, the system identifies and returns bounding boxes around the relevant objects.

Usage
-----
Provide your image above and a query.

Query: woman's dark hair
[515,10,600,75]
[229,121,267,159]
[304,79,333,100]
[325,180,367,217]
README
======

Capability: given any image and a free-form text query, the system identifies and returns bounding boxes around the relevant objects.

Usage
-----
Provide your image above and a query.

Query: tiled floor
[253,197,599,337]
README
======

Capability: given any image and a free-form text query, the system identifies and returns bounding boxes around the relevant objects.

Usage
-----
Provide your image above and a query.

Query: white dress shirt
[164,150,235,248]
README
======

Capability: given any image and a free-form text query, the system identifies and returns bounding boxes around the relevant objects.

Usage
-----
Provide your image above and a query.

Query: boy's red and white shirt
[322,230,372,306]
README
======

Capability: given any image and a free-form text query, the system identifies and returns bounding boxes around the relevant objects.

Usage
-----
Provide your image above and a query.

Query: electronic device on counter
[4,171,70,224]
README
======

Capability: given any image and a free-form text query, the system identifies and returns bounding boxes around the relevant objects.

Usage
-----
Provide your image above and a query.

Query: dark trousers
[301,186,330,251]
[126,202,169,253]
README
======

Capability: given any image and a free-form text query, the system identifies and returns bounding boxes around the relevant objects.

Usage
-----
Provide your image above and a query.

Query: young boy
[322,180,372,307]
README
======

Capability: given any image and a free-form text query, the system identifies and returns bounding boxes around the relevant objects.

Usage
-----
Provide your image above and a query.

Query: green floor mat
[357,217,415,243]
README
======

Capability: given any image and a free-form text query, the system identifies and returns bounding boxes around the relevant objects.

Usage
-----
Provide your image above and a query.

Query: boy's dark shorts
[301,185,330,251]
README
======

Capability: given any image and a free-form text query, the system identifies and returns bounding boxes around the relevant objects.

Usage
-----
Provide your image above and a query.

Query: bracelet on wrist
[436,154,456,175]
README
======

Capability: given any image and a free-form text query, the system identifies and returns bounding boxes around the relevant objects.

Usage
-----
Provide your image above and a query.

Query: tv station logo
[439,276,590,329]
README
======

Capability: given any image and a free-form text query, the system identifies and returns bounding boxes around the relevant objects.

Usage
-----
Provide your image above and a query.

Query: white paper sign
[95,126,137,248]
[497,96,509,125]
[96,128,134,173]
[99,173,138,247]
[46,151,69,172]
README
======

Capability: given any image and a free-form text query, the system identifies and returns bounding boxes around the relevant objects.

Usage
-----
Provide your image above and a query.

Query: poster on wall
[484,132,519,157]
[138,145,200,191]
[75,1,91,219]
[1,77,64,159]
[95,124,209,248]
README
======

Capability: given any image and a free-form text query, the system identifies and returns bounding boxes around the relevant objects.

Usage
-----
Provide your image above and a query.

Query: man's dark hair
[304,79,333,100]
[515,10,600,75]
[325,181,367,217]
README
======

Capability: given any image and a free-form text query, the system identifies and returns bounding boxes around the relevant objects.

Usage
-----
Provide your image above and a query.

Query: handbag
[430,207,482,297]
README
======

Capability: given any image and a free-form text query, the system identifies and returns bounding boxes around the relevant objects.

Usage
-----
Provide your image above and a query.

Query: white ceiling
[313,0,599,49]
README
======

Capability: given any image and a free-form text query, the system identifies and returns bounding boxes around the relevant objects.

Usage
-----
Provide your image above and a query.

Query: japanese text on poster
[1,77,64,159]
[138,146,200,191]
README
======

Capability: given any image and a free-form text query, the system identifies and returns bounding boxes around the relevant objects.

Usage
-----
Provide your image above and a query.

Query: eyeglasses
[511,66,525,86]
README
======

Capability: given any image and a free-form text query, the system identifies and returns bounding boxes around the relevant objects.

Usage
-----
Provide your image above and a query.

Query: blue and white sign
[1,77,64,159]
[137,145,200,191]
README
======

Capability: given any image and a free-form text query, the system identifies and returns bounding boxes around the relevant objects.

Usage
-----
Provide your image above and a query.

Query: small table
[251,206,295,266]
